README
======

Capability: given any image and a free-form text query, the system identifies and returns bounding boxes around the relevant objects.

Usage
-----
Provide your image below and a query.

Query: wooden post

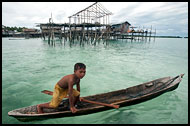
[43,32,45,40]
[132,32,134,40]
[91,27,93,44]
[82,24,85,42]
[154,28,156,41]
[48,23,50,44]
[94,25,97,45]
[64,25,66,41]
[149,25,152,41]
[87,27,89,43]
[69,17,72,42]
[106,25,108,41]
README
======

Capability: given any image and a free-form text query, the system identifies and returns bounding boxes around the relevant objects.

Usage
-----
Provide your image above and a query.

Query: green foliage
[3,26,27,32]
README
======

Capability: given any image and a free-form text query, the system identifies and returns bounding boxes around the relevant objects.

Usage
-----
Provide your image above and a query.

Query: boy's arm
[76,80,80,92]
[68,80,75,107]
[68,80,78,113]
[77,80,83,101]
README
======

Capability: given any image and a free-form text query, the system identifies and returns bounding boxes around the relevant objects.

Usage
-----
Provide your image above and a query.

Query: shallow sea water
[2,37,188,124]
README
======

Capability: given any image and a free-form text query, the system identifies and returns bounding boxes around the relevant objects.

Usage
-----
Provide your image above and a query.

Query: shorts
[49,83,80,108]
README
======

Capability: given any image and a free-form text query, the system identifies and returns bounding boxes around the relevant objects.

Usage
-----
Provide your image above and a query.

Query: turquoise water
[2,37,188,124]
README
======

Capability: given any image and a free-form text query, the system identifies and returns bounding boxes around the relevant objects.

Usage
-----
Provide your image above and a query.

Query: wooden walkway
[36,2,156,45]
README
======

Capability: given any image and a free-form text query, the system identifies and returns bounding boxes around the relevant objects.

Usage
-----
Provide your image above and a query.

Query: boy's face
[74,68,86,79]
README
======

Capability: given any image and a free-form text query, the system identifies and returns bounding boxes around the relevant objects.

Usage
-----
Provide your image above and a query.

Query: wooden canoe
[8,74,184,122]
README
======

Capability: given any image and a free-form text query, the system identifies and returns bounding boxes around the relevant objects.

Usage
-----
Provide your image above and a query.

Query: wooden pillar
[94,25,97,44]
[82,24,85,41]
[87,27,89,42]
[149,25,152,41]
[91,27,93,43]
[69,17,72,41]
[63,25,65,41]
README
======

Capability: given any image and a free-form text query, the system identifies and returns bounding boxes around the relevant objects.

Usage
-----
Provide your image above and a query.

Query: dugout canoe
[8,74,184,122]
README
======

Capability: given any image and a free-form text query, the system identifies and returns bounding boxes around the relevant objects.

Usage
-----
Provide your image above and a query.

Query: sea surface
[2,37,188,124]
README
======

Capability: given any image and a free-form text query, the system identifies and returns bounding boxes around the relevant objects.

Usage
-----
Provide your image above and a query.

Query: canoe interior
[8,75,182,122]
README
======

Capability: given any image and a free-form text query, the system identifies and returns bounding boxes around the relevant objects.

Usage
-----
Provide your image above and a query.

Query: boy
[37,63,86,114]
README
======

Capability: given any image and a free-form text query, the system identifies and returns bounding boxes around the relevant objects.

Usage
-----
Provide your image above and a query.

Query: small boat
[9,38,25,40]
[8,74,184,122]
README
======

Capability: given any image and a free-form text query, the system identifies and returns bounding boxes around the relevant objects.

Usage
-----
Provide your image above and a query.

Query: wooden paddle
[41,90,119,109]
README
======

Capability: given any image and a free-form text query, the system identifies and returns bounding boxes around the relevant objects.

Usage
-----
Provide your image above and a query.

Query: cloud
[2,2,188,36]
[111,2,188,36]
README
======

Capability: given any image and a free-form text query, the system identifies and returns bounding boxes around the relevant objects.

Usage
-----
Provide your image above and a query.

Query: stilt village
[3,2,157,44]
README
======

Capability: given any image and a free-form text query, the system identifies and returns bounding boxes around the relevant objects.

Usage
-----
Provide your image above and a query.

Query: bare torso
[57,74,79,89]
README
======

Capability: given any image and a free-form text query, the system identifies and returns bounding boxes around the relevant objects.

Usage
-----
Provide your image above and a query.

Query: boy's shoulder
[64,74,75,81]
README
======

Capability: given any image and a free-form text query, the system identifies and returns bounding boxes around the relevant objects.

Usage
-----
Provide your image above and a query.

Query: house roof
[68,2,112,19]
[23,29,37,32]
[111,21,131,27]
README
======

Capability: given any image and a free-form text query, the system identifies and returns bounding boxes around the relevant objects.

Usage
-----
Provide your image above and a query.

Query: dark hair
[74,63,86,71]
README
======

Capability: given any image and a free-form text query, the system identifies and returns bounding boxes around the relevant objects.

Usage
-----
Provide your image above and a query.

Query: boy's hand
[79,97,84,101]
[70,107,77,113]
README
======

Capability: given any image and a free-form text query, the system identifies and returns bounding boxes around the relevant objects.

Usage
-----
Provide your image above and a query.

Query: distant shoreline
[155,36,188,38]
[2,35,188,39]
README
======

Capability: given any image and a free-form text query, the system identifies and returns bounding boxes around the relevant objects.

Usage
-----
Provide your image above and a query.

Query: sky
[2,2,188,37]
